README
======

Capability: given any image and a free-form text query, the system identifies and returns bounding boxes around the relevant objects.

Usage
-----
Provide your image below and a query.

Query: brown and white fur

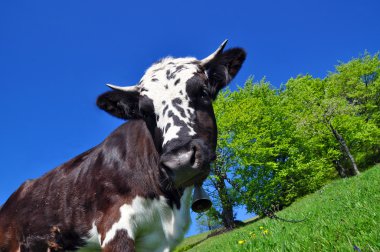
[0,41,246,252]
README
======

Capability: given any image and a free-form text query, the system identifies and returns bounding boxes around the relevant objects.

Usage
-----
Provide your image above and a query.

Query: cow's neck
[128,119,187,209]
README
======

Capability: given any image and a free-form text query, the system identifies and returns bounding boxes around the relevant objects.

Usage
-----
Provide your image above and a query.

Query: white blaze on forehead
[140,57,200,146]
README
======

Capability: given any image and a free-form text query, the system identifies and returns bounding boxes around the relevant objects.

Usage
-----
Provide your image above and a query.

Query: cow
[0,40,246,252]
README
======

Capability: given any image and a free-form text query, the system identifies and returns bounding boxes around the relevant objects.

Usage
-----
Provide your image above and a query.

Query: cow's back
[0,120,162,251]
[0,146,100,251]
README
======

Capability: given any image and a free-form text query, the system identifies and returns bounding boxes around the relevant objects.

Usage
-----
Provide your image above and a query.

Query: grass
[175,164,380,252]
[174,216,260,252]
[78,243,101,252]
[174,231,214,252]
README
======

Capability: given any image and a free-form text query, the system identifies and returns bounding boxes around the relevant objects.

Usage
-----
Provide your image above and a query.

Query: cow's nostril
[189,146,197,167]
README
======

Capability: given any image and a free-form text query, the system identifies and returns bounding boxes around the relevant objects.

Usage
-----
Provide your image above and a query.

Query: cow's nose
[161,145,198,169]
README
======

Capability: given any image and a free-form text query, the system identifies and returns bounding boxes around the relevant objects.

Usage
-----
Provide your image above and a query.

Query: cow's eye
[200,89,210,98]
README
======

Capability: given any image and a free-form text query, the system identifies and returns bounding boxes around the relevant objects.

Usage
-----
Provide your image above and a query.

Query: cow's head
[97,41,245,188]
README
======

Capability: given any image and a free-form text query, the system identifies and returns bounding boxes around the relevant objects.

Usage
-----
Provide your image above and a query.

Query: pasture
[175,165,380,251]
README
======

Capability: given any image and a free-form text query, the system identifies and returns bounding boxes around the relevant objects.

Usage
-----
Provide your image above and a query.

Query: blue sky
[0,0,379,237]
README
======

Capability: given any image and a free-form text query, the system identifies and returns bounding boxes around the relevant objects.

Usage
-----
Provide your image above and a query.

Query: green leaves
[210,52,380,216]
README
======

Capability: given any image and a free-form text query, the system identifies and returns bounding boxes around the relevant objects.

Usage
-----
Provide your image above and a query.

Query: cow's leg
[102,230,135,252]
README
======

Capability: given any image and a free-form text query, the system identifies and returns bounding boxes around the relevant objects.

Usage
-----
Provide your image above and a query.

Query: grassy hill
[175,165,380,252]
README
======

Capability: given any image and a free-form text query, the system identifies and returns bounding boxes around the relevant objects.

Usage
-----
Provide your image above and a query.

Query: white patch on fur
[102,187,193,252]
[140,57,199,146]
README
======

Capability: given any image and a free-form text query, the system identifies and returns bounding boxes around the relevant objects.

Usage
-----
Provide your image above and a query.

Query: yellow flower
[238,240,246,245]
[263,229,269,235]
[251,233,256,238]
[259,226,264,230]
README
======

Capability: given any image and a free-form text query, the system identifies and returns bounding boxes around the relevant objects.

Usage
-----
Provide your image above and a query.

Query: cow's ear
[96,90,141,120]
[204,48,246,100]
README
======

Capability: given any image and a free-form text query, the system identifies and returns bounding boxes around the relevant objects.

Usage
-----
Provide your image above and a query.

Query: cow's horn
[200,39,228,66]
[106,84,140,93]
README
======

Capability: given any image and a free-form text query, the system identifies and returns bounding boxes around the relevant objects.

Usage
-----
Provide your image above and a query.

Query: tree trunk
[329,122,360,176]
[207,217,212,231]
[214,173,236,229]
[334,160,347,178]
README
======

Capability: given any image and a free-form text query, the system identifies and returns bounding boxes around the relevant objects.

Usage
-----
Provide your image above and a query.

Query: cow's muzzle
[160,139,214,187]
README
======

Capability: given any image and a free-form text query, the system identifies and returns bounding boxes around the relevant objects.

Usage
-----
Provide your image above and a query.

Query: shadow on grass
[176,217,262,252]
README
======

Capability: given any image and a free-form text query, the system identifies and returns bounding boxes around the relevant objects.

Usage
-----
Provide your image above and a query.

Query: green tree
[327,53,380,167]
[213,80,299,214]
[195,207,222,232]
[282,75,360,176]
[204,52,380,223]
